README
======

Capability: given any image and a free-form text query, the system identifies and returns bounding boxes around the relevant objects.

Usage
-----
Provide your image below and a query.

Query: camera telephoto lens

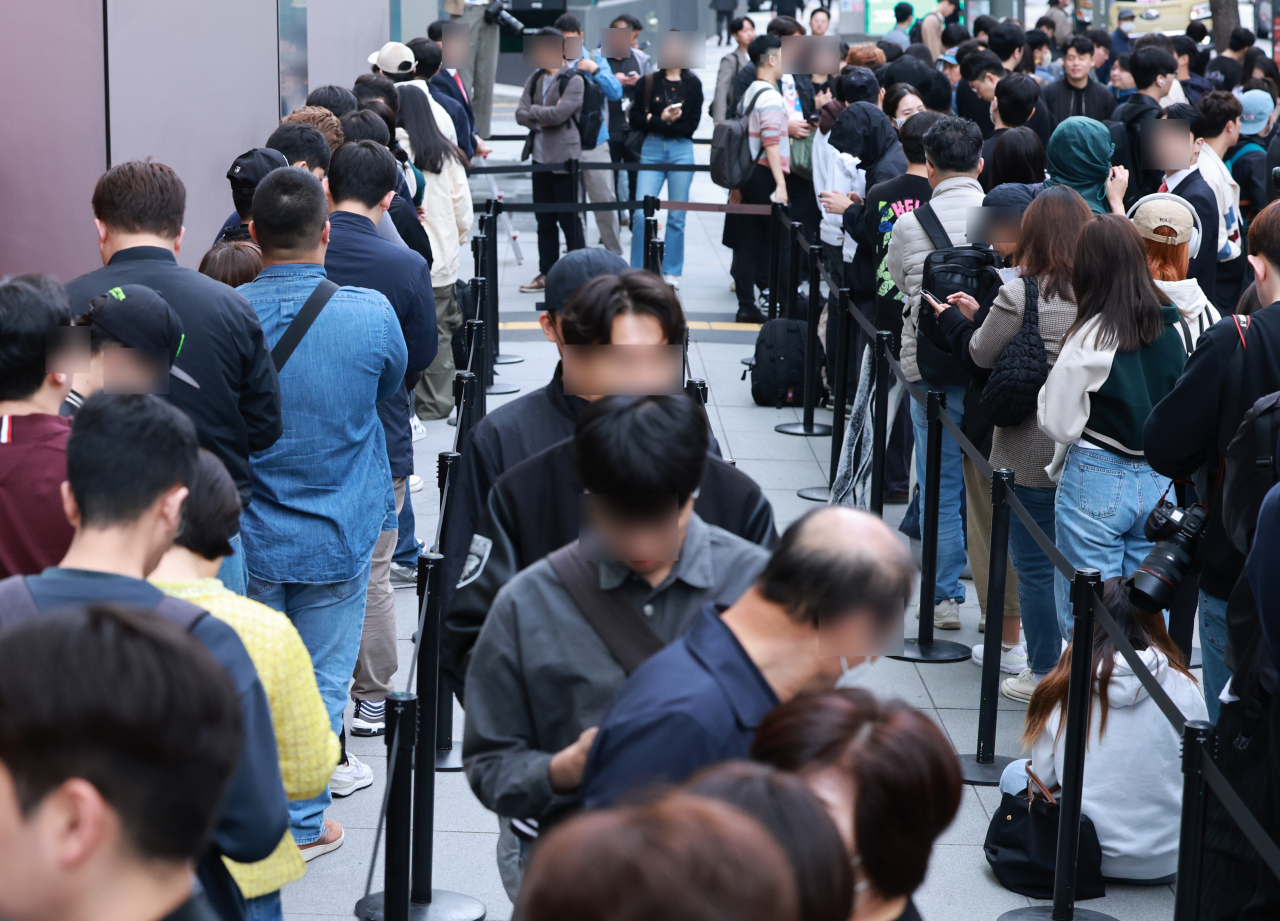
[1129,505,1208,611]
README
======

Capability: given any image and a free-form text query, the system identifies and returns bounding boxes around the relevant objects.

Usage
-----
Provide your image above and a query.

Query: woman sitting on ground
[1004,576,1208,883]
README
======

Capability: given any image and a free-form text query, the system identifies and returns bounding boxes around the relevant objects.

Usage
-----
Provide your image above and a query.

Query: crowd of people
[8,5,1280,921]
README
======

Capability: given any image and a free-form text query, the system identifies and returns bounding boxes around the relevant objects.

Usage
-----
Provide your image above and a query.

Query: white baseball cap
[368,42,416,76]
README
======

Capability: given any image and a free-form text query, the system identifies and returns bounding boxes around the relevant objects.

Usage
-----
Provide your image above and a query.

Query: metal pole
[827,291,851,484]
[767,203,785,320]
[567,158,583,252]
[383,693,418,921]
[410,554,441,902]
[869,330,892,517]
[490,202,521,366]
[479,267,517,396]
[1053,568,1103,919]
[962,468,1016,785]
[434,451,464,773]
[892,390,970,663]
[1173,720,1215,921]
[785,222,802,321]
[777,239,832,438]
[650,239,666,278]
[644,195,658,267]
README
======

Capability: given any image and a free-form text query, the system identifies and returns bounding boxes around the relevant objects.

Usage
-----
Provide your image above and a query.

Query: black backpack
[749,318,821,408]
[1221,388,1280,555]
[540,71,605,152]
[912,202,1003,385]
[907,14,928,45]
[711,83,766,190]
[979,276,1049,428]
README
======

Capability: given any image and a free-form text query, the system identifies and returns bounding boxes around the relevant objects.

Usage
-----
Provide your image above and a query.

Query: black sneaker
[352,699,386,737]
[735,306,768,324]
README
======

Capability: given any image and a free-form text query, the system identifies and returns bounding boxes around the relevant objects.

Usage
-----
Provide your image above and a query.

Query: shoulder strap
[1226,143,1267,171]
[1022,275,1039,326]
[272,279,339,372]
[1218,316,1250,457]
[741,81,766,118]
[0,576,39,629]
[1024,765,1058,803]
[154,596,208,631]
[914,202,952,251]
[1178,315,1194,353]
[546,541,665,675]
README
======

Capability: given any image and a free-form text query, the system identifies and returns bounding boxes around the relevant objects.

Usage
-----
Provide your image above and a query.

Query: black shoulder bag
[271,279,339,372]
[978,275,1049,428]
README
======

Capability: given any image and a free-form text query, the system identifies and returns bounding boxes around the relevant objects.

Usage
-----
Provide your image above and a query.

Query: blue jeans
[909,381,969,603]
[247,561,372,844]
[1199,590,1228,723]
[217,531,246,595]
[1000,758,1032,796]
[629,135,694,275]
[392,493,419,566]
[1053,445,1169,638]
[245,891,282,921]
[1009,484,1062,675]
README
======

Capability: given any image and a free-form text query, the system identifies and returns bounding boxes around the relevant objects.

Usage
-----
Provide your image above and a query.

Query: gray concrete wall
[0,0,107,280]
[308,0,391,91]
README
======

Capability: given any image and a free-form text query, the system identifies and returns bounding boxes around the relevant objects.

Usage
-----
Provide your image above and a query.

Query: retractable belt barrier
[469,159,711,175]
[817,218,1280,920]
[482,133,714,145]
[473,198,773,215]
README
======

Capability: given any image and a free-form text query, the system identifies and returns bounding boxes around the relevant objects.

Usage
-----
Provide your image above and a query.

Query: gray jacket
[461,513,768,822]
[713,48,750,123]
[517,64,584,166]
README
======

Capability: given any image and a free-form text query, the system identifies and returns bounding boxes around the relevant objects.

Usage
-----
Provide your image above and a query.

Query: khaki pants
[580,144,623,255]
[416,283,465,421]
[452,3,499,138]
[963,457,1020,626]
[352,476,406,701]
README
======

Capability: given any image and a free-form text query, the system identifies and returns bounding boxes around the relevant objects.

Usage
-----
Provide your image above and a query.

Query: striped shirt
[745,81,790,173]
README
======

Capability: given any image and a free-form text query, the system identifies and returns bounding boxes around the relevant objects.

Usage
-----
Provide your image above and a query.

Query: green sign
[866,0,900,33]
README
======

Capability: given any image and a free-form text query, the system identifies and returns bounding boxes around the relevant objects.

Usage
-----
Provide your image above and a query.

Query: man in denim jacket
[239,168,408,859]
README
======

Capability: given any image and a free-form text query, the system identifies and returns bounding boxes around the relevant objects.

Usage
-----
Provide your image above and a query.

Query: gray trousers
[496,816,528,902]
[415,282,465,421]
[351,476,406,701]
[453,4,499,138]
[580,144,623,255]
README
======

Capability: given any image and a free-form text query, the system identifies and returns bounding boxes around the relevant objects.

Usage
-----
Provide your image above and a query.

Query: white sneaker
[917,598,961,630]
[663,274,680,289]
[972,641,1027,674]
[331,753,374,797]
[410,415,427,442]
[408,474,424,493]
[1001,668,1043,704]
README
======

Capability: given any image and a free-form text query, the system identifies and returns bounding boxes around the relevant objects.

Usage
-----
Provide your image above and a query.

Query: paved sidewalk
[282,36,1175,919]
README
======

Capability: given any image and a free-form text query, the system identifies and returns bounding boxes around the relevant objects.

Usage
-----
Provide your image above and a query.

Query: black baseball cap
[85,285,199,389]
[540,247,632,313]
[841,67,880,105]
[228,147,289,188]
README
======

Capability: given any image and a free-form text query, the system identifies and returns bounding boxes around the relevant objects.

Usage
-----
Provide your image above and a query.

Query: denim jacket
[239,265,408,584]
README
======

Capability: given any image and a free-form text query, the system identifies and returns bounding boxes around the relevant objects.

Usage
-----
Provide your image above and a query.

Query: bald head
[755,507,915,628]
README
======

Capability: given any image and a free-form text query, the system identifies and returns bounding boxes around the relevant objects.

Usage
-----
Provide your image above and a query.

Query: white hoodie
[1155,278,1221,351]
[1026,649,1209,880]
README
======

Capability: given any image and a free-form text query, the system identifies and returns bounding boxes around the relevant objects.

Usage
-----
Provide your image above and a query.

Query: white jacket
[1026,649,1208,880]
[887,175,986,382]
[812,128,863,260]
[1155,278,1221,350]
[397,128,474,287]
[1197,145,1243,262]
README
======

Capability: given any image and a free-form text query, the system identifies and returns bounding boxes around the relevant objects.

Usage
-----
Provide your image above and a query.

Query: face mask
[1119,20,1134,33]
[839,655,876,683]
[894,116,906,128]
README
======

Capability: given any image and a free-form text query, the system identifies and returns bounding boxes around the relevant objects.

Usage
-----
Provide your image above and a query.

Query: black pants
[727,165,778,312]
[532,167,584,276]
[608,139,639,215]
[715,10,733,42]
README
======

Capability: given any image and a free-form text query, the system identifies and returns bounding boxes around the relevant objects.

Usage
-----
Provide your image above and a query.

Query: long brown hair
[1022,577,1196,749]
[1144,224,1190,282]
[1015,185,1090,302]
[1067,214,1169,351]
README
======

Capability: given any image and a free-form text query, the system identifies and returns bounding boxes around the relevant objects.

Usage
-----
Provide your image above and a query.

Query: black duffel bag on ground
[984,765,1106,901]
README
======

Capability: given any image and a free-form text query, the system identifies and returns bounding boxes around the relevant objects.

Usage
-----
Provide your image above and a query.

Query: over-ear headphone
[1126,192,1203,260]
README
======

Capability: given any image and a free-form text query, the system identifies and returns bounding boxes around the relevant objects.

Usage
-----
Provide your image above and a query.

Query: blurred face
[894,93,925,122]
[989,223,1021,259]
[583,495,694,576]
[559,312,681,400]
[1064,47,1092,82]
[603,26,632,58]
[1111,61,1135,90]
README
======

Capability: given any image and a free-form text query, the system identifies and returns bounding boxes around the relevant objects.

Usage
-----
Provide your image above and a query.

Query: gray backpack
[710,84,766,190]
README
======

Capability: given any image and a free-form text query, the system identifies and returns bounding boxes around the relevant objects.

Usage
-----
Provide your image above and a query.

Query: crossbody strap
[914,202,952,251]
[546,541,665,675]
[1022,275,1039,329]
[272,279,339,372]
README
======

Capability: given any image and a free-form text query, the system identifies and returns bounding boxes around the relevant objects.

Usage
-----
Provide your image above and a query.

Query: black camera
[1128,499,1208,611]
[485,0,525,37]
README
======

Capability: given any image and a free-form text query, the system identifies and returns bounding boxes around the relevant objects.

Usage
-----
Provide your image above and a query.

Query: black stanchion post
[767,203,785,320]
[479,269,517,396]
[462,322,486,420]
[778,239,832,440]
[567,158,583,251]
[652,239,666,278]
[892,390,970,663]
[784,222,802,320]
[1173,720,1214,921]
[643,195,658,265]
[434,451,464,773]
[961,469,1017,785]
[815,289,852,496]
[869,330,892,517]
[357,692,416,921]
[455,371,480,443]
[490,203,521,366]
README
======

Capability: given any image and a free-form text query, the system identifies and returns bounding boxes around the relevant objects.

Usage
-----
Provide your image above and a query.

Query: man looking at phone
[887,116,986,630]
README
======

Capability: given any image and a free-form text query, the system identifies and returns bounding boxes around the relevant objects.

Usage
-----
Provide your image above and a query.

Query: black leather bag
[979,275,1049,428]
[983,766,1106,901]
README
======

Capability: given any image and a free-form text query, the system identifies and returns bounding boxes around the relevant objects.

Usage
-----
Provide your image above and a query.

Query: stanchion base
[741,356,753,366]
[775,422,834,437]
[494,354,524,365]
[485,383,520,395]
[1190,646,1202,669]
[797,486,830,502]
[997,907,1118,921]
[355,888,487,921]
[958,754,1015,787]
[435,747,464,772]
[889,638,972,663]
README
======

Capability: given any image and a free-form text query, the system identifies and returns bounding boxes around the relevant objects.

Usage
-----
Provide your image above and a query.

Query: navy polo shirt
[580,603,779,809]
